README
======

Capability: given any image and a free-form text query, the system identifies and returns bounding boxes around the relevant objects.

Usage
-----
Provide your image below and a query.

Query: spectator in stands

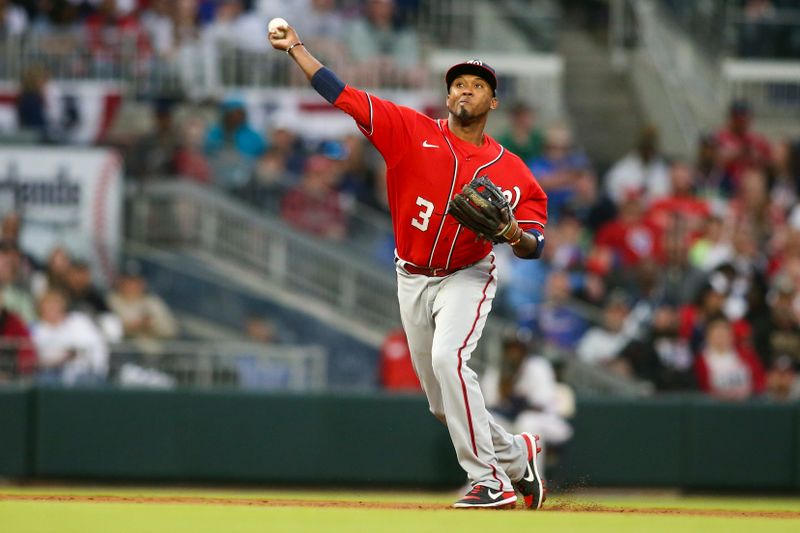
[576,291,634,377]
[0,212,38,285]
[646,161,711,239]
[245,315,278,344]
[527,123,589,221]
[497,102,544,162]
[31,246,72,299]
[345,0,421,87]
[689,215,733,272]
[141,0,176,59]
[679,274,753,354]
[695,315,765,400]
[174,115,212,184]
[254,124,306,186]
[482,333,573,474]
[498,238,553,327]
[340,133,383,210]
[0,304,36,381]
[766,274,800,369]
[765,355,800,402]
[127,98,180,180]
[107,271,179,341]
[84,0,151,63]
[32,288,109,385]
[621,305,696,391]
[594,191,662,270]
[527,270,588,351]
[604,125,670,206]
[379,328,421,391]
[694,133,734,200]
[202,0,261,54]
[291,0,347,63]
[173,0,201,44]
[0,244,36,324]
[714,99,773,186]
[564,168,617,230]
[769,139,798,211]
[204,98,266,191]
[731,167,784,247]
[280,145,349,240]
[64,260,108,316]
[16,65,51,142]
[29,0,81,34]
[0,0,28,37]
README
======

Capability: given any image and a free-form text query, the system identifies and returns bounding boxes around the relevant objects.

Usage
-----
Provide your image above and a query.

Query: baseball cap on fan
[446,60,498,95]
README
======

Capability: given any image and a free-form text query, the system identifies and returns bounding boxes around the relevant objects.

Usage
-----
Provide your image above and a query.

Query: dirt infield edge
[1,493,799,519]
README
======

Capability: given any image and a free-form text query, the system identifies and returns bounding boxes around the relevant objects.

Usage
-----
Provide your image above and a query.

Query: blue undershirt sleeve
[311,67,346,104]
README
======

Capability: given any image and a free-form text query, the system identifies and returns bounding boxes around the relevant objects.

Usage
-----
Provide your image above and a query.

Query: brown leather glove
[448,176,523,244]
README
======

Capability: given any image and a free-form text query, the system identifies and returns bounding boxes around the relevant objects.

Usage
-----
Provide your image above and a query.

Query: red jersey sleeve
[511,164,548,235]
[333,86,417,168]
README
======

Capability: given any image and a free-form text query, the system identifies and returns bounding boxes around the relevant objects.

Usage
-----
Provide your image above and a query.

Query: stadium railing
[0,339,327,390]
[639,0,800,138]
[126,181,401,335]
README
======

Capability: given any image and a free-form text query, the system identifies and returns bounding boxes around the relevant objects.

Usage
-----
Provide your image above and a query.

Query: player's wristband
[530,229,545,258]
[311,66,346,104]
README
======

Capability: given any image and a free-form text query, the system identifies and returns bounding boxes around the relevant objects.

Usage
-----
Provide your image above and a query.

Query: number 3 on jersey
[411,196,434,231]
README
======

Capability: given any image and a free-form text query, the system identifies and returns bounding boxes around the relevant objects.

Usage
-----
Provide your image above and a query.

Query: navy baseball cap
[446,60,498,94]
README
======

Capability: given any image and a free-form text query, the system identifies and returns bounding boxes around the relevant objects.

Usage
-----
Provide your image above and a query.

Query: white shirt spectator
[604,152,671,205]
[576,326,629,365]
[32,311,109,384]
[1,1,28,36]
[482,356,574,452]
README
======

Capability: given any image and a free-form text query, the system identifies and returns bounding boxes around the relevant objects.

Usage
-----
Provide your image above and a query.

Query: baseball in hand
[268,17,289,39]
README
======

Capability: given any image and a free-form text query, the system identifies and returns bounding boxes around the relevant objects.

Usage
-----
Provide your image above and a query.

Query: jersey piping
[427,120,460,267]
[357,92,374,137]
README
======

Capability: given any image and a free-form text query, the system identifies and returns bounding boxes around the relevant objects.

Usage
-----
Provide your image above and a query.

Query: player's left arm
[509,170,548,260]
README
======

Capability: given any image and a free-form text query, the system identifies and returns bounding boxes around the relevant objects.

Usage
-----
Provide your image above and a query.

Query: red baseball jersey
[334,86,548,269]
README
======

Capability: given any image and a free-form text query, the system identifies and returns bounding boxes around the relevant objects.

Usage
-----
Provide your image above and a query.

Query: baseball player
[269,23,548,509]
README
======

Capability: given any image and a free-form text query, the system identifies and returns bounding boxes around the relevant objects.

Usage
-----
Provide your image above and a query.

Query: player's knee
[430,348,455,379]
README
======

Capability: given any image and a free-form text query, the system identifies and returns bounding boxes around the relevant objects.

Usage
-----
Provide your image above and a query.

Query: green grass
[1,487,798,533]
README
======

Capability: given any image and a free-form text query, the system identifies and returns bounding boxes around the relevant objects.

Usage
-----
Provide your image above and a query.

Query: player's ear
[490,96,498,110]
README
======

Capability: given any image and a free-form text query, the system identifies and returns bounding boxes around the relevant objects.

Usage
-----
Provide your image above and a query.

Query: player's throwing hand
[267,21,301,52]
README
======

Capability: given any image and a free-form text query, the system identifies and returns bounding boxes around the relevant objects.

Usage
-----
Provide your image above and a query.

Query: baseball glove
[448,176,523,244]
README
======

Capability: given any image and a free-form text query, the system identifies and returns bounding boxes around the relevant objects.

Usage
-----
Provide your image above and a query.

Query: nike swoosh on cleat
[487,490,503,499]
[523,464,535,482]
[422,140,439,148]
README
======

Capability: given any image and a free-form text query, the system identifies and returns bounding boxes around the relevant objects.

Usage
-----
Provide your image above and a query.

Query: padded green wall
[0,385,31,477]
[1,385,798,489]
[33,387,464,486]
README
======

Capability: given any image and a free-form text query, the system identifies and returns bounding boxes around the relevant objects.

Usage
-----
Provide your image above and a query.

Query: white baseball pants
[395,253,529,490]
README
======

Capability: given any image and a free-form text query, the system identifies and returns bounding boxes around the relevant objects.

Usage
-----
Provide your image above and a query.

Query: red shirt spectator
[714,100,772,185]
[695,317,765,400]
[0,308,36,376]
[646,162,711,239]
[379,329,421,391]
[85,0,151,58]
[595,194,662,267]
[280,154,348,240]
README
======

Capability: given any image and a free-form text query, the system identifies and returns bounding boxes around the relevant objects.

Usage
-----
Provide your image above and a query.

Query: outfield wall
[1,386,798,489]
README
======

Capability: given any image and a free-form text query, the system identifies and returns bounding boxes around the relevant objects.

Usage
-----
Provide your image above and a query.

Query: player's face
[446,74,497,123]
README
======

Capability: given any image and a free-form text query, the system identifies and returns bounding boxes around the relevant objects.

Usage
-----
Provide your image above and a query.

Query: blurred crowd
[492,99,800,403]
[0,211,180,384]
[1,0,424,87]
[4,1,800,402]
